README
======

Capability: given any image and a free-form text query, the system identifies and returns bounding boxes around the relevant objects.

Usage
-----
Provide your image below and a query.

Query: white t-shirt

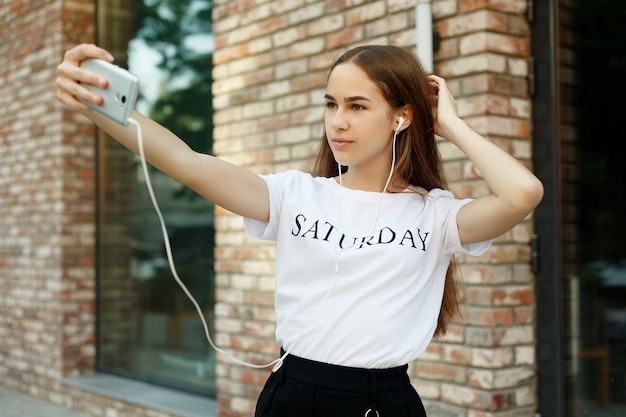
[245,170,490,368]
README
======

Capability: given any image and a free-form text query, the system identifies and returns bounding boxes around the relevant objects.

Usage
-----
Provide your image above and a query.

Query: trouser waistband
[278,349,410,393]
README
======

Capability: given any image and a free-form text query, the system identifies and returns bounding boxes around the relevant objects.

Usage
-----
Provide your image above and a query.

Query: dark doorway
[533,0,626,415]
[566,0,626,414]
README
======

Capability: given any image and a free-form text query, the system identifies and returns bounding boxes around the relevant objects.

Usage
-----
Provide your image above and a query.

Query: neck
[337,169,407,193]
[337,128,406,192]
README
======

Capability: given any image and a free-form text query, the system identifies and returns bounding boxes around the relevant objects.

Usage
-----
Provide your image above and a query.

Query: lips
[332,138,353,149]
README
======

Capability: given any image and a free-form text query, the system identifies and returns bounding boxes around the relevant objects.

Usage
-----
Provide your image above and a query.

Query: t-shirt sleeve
[432,189,492,256]
[243,171,292,241]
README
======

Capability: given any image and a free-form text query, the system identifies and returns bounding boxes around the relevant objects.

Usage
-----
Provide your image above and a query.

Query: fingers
[427,74,456,105]
[426,75,441,109]
[55,75,94,111]
[64,43,114,64]
[427,74,447,95]
[425,75,461,139]
[56,43,114,110]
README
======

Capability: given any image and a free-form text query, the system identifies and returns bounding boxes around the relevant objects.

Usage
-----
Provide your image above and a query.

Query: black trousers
[255,352,427,417]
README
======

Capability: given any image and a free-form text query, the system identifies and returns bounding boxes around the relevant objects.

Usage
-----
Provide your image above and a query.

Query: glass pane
[97,0,216,394]
[566,0,626,414]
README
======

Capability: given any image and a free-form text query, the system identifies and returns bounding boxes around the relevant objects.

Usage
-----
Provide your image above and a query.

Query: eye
[325,101,337,109]
[351,103,365,111]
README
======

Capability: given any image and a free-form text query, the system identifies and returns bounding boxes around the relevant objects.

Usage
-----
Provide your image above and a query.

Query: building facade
[0,1,624,417]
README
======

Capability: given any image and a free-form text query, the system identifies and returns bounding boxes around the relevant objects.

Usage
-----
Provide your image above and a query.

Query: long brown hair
[312,45,460,338]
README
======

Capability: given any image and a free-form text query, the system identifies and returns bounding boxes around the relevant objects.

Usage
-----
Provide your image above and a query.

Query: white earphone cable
[127,117,284,370]
[125,117,402,372]
[334,123,400,271]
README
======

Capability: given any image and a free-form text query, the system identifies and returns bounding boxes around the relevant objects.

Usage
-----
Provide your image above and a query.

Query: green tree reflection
[134,0,214,200]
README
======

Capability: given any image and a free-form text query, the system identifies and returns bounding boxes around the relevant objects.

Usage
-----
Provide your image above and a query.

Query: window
[566,1,626,413]
[96,0,216,395]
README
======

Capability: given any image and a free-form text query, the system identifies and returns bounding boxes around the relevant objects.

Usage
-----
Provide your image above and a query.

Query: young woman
[57,44,543,417]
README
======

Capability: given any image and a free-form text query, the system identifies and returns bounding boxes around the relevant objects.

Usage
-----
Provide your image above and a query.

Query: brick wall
[211,1,536,416]
[417,1,537,415]
[211,1,421,415]
[0,0,538,416]
[0,2,198,416]
[0,0,97,398]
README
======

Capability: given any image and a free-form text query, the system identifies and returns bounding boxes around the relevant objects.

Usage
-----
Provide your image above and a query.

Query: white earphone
[395,116,405,133]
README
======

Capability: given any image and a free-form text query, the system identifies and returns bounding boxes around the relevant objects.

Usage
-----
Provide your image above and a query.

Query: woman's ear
[394,107,412,132]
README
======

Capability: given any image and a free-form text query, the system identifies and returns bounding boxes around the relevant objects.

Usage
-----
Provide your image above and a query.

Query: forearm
[85,108,270,220]
[442,117,543,211]
[85,109,198,185]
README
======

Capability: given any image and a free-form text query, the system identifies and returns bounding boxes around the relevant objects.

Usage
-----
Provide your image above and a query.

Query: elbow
[518,176,544,213]
[529,176,544,208]
[499,176,544,220]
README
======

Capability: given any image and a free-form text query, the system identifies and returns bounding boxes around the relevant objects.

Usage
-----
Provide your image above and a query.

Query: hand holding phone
[79,59,139,126]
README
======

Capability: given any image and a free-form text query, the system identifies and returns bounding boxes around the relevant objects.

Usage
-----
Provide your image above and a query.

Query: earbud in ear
[396,116,405,129]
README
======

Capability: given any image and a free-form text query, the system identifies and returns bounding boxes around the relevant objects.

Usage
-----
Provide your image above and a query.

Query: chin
[333,157,352,168]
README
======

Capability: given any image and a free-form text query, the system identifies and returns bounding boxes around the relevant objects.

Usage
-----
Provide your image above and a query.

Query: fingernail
[105,53,114,61]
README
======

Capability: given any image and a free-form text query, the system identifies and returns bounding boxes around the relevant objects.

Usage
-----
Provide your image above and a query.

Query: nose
[330,109,348,131]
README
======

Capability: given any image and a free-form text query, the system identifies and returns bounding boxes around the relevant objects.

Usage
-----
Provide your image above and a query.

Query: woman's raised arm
[56,44,269,222]
[428,75,544,244]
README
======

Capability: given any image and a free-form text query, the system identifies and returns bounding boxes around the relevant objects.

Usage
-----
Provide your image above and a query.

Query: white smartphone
[80,59,139,126]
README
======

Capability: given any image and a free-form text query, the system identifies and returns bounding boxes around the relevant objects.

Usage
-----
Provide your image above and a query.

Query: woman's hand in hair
[427,75,462,141]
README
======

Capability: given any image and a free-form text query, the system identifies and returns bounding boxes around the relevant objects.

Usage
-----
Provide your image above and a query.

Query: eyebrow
[324,93,372,103]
